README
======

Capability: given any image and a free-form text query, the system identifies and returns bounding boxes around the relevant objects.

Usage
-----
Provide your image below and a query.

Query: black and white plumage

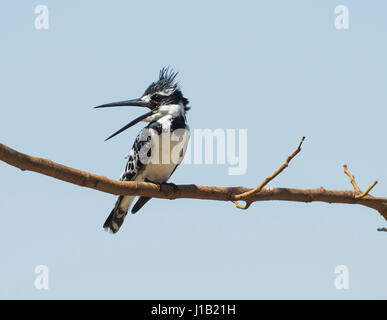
[95,68,190,233]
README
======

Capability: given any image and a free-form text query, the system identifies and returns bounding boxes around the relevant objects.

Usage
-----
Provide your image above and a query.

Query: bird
[95,67,190,233]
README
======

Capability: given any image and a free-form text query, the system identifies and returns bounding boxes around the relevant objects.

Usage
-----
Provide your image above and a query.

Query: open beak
[94,98,154,141]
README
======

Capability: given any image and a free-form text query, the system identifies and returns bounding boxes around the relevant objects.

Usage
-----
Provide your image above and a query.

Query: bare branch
[233,136,305,209]
[1,141,387,230]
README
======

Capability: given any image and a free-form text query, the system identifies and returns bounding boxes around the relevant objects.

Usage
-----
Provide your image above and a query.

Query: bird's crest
[144,67,180,96]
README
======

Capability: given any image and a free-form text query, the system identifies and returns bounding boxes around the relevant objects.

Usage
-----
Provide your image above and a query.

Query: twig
[343,164,361,192]
[343,165,378,198]
[356,181,378,199]
[232,137,305,209]
[342,165,384,228]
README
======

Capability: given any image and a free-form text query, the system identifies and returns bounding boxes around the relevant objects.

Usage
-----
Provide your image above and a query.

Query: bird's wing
[120,127,154,181]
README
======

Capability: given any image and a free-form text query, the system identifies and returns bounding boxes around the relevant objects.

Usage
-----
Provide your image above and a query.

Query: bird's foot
[144,179,178,192]
[144,179,162,191]
[162,182,178,192]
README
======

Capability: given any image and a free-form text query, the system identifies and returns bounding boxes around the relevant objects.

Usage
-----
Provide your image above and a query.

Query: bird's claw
[145,179,162,191]
[145,180,178,192]
[162,182,178,192]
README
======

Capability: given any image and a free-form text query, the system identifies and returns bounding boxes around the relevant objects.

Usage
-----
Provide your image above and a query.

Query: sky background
[1,0,387,299]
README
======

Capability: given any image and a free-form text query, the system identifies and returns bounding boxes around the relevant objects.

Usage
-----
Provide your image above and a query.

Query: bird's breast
[141,122,189,183]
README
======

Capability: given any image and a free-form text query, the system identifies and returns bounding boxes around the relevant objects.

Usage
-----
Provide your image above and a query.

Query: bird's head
[95,67,189,141]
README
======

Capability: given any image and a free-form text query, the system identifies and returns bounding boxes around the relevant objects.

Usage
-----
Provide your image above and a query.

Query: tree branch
[233,136,305,209]
[1,141,387,231]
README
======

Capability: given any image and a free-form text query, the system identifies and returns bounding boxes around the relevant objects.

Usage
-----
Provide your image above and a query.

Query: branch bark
[1,141,387,230]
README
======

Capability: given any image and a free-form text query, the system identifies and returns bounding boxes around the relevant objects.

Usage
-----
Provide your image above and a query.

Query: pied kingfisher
[95,68,190,233]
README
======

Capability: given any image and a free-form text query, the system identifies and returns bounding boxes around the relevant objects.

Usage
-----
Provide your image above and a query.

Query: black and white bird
[95,68,190,233]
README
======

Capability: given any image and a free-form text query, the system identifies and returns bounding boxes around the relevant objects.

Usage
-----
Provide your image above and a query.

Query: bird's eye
[152,94,161,101]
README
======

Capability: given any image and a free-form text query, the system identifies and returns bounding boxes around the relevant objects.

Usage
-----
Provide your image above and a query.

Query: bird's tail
[103,195,135,233]
[131,196,152,214]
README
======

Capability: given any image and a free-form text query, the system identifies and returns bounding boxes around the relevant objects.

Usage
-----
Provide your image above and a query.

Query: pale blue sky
[1,1,387,299]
